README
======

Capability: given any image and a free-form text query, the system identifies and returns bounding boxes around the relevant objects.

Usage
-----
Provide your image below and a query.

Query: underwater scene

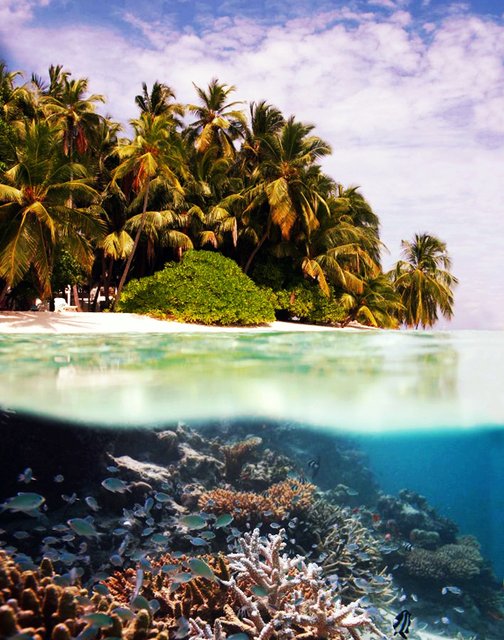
[0,331,503,640]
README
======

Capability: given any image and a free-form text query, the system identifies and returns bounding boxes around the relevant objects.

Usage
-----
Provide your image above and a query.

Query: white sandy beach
[0,311,372,334]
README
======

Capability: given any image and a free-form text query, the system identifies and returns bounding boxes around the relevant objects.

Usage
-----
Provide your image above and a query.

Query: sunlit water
[1,330,504,430]
[1,329,503,639]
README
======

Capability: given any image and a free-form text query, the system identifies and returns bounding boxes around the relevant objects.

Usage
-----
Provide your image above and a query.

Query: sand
[0,311,372,334]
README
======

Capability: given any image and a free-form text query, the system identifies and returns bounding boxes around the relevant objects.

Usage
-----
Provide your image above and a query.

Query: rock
[155,430,179,459]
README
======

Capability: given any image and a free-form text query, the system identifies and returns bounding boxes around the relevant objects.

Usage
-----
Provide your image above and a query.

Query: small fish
[112,607,134,621]
[179,514,207,530]
[67,518,100,539]
[402,542,414,552]
[307,455,320,478]
[171,572,193,583]
[393,609,412,639]
[270,523,281,529]
[18,468,35,484]
[85,497,100,512]
[1,492,45,514]
[110,554,123,567]
[142,527,155,537]
[13,531,30,540]
[130,595,151,611]
[251,584,269,597]
[214,513,234,529]
[346,488,359,496]
[101,478,130,493]
[354,578,371,591]
[61,533,75,542]
[441,617,450,625]
[174,616,190,639]
[106,465,119,473]
[346,543,359,552]
[42,536,59,545]
[453,607,465,614]
[441,585,462,596]
[52,524,69,532]
[113,528,128,536]
[161,563,179,573]
[151,533,168,544]
[188,536,208,546]
[83,613,114,628]
[188,558,216,581]
[62,493,79,504]
[92,583,109,596]
[148,599,160,613]
[410,593,418,602]
[227,635,249,640]
[199,531,216,540]
[54,475,65,483]
[154,492,172,503]
[131,568,144,601]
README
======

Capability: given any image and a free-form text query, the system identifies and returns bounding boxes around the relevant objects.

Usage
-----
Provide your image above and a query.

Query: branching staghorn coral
[199,528,382,640]
[305,500,395,605]
[198,480,316,523]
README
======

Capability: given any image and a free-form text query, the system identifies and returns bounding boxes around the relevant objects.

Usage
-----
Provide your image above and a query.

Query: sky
[1,0,503,329]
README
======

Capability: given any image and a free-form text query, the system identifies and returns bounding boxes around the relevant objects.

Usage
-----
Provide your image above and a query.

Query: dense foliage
[117,250,275,325]
[0,62,458,327]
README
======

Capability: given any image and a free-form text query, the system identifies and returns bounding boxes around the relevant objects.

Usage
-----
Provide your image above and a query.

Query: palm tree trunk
[112,183,150,310]
[72,284,82,311]
[243,220,271,274]
[0,282,9,307]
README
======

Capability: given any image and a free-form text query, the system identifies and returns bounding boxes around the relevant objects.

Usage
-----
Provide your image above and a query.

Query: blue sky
[1,0,504,328]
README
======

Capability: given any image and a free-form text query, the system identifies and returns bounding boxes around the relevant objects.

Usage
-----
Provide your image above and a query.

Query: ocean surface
[0,329,503,640]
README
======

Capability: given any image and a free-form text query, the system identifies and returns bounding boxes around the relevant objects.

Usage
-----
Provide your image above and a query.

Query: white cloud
[3,3,504,328]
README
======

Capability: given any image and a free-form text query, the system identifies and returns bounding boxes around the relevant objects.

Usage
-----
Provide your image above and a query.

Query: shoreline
[0,311,375,334]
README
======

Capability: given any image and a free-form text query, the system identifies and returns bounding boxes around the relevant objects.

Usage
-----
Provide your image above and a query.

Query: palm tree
[340,274,403,328]
[187,79,245,157]
[392,232,458,328]
[242,117,332,273]
[111,112,185,305]
[331,185,381,264]
[41,74,104,162]
[0,120,104,299]
[135,81,184,125]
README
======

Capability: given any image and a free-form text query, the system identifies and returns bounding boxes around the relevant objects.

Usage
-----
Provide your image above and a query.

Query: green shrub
[117,250,276,326]
[265,280,347,325]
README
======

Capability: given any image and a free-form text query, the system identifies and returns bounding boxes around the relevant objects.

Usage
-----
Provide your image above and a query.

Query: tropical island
[0,64,458,329]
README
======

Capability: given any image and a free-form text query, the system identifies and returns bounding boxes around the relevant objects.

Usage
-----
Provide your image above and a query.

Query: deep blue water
[356,430,504,579]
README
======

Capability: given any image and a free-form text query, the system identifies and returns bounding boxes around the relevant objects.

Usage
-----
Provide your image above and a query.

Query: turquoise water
[0,329,503,639]
[0,330,503,430]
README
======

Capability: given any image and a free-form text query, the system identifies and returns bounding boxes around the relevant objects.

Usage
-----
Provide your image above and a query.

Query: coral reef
[377,489,458,545]
[198,480,316,523]
[213,528,382,640]
[404,536,484,582]
[104,553,232,627]
[306,500,395,604]
[222,437,263,481]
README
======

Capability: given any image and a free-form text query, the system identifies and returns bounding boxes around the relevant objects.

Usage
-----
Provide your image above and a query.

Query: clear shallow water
[0,329,503,639]
[0,330,504,430]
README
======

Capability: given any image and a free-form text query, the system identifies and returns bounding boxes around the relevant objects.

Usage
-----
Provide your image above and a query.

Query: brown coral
[223,437,263,481]
[198,479,316,523]
[104,553,233,630]
[404,536,483,582]
[0,550,166,640]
